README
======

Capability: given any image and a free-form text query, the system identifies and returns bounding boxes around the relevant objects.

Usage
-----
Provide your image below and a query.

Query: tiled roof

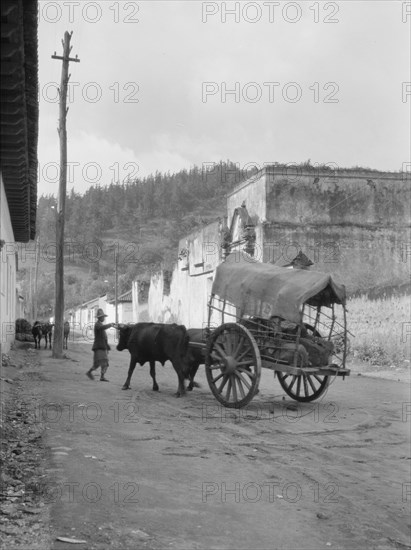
[1,0,39,242]
[108,290,132,304]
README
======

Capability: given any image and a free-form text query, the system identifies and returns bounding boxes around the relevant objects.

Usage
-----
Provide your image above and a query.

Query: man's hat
[96,308,108,318]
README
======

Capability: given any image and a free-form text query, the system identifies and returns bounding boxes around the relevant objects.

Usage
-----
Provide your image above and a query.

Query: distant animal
[63,321,70,349]
[41,322,54,349]
[31,321,54,349]
[116,323,193,397]
[32,321,43,349]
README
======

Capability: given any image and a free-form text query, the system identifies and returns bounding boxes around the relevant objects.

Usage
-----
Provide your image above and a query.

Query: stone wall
[265,167,409,227]
[228,166,410,293]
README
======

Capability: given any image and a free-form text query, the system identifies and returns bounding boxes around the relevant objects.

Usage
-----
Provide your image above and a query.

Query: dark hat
[96,308,108,318]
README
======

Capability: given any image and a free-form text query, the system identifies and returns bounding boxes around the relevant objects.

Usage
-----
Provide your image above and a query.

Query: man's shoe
[86,370,94,380]
[100,377,109,382]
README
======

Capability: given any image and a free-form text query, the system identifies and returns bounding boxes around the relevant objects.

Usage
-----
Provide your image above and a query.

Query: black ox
[117,323,199,397]
[32,321,43,349]
[42,322,54,349]
[32,321,54,349]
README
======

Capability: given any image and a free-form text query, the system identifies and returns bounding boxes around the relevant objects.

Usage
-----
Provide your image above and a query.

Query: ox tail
[181,329,191,378]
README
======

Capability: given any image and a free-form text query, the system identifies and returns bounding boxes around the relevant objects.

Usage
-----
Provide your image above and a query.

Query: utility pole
[29,267,33,321]
[33,236,40,321]
[51,31,79,358]
[115,250,118,325]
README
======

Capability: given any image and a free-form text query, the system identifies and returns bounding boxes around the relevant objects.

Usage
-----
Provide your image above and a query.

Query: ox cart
[190,254,350,408]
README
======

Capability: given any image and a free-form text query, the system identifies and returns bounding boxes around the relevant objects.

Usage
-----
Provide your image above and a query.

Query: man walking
[86,309,116,382]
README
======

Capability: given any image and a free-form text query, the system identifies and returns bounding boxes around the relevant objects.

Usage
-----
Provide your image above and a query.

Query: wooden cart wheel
[205,323,261,408]
[277,322,330,402]
[277,371,329,402]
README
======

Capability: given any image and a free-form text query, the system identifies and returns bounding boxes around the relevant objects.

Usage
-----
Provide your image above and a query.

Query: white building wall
[148,266,212,329]
[106,301,132,324]
[105,302,115,323]
[69,294,111,335]
[131,281,151,322]
[147,221,222,328]
[0,175,17,354]
[132,281,139,320]
[138,303,150,322]
[121,302,133,323]
[148,271,170,322]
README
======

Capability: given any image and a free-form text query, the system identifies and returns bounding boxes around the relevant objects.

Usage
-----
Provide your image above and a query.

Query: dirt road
[2,338,410,550]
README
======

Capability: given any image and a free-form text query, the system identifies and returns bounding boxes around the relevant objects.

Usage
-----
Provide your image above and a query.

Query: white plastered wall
[0,173,17,354]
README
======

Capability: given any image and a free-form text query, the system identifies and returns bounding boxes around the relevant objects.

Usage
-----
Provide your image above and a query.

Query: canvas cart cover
[212,254,346,324]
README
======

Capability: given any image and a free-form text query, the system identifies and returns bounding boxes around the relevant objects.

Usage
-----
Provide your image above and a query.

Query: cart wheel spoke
[226,377,232,401]
[303,374,309,397]
[234,372,247,399]
[232,336,246,358]
[235,371,252,390]
[231,376,238,402]
[237,367,256,379]
[217,374,229,394]
[214,342,228,360]
[236,347,252,362]
[236,360,255,367]
[222,334,232,355]
[296,376,301,397]
[212,372,225,384]
[306,374,317,393]
[287,375,297,392]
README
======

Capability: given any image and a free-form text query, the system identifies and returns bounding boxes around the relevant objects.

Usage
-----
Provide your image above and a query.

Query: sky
[37,0,411,196]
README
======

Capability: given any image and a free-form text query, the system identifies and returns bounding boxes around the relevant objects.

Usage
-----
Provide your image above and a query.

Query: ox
[63,321,70,349]
[32,321,54,349]
[32,321,43,349]
[117,323,193,397]
[42,322,54,349]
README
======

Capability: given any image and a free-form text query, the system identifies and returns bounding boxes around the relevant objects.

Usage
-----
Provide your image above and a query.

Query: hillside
[18,161,252,318]
[20,160,409,320]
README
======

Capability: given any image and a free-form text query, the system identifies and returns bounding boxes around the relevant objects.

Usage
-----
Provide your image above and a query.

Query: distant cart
[190,253,350,408]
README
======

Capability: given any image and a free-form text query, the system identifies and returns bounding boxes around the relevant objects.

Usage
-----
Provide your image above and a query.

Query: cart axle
[223,356,238,374]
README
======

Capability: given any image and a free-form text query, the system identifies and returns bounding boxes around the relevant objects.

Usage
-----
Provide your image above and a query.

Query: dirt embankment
[0,347,51,549]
